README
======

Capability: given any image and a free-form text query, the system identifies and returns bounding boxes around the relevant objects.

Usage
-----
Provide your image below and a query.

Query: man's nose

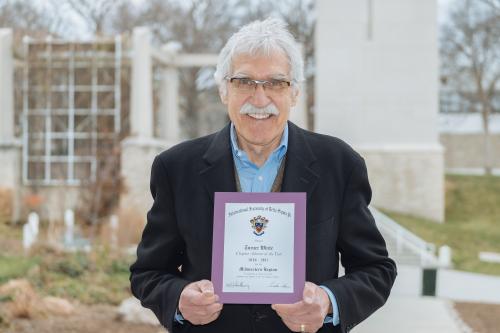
[250,84,271,108]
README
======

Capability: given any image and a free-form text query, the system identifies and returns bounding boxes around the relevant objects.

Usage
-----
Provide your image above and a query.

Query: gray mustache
[239,103,280,116]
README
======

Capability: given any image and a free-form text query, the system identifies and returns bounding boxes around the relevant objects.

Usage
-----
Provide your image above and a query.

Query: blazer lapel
[199,123,237,203]
[281,122,319,200]
[199,121,319,201]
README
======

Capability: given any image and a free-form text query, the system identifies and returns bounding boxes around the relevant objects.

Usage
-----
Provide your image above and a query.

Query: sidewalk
[353,296,467,333]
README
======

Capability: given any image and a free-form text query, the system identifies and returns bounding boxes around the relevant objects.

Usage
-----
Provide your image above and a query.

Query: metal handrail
[370,207,439,266]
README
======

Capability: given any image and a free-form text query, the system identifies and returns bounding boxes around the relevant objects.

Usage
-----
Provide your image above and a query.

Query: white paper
[222,202,295,293]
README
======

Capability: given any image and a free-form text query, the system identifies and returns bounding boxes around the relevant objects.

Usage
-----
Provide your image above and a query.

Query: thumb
[303,282,315,304]
[198,279,215,296]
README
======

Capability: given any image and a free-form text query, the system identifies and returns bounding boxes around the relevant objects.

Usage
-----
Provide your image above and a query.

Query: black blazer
[130,122,397,333]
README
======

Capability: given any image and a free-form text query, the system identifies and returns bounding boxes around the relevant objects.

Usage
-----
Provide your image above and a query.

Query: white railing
[370,207,439,267]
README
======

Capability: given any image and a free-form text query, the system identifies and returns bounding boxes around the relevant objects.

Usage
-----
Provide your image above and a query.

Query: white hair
[214,17,304,97]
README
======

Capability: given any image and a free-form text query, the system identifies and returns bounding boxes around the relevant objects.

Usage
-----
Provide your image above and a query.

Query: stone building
[315,0,444,222]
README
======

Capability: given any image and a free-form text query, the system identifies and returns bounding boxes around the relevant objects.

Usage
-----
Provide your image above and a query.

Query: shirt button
[258,176,263,181]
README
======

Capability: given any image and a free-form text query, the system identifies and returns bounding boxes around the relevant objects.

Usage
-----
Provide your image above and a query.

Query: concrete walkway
[353,296,467,333]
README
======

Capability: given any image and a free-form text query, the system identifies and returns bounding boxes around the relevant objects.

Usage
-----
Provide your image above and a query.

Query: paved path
[353,296,466,333]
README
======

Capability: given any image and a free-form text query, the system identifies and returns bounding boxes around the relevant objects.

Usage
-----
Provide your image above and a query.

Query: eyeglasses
[226,77,292,94]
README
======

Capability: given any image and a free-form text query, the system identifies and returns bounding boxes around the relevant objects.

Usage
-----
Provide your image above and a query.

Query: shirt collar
[230,122,288,161]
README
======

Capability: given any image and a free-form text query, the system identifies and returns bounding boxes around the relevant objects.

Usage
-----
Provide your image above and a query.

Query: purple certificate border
[211,192,306,304]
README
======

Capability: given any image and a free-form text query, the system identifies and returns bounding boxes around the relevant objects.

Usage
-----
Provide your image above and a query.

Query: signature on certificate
[267,282,290,289]
[225,280,250,290]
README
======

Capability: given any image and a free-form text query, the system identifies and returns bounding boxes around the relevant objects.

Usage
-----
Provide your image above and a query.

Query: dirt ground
[454,302,500,333]
[0,304,166,333]
[2,301,500,333]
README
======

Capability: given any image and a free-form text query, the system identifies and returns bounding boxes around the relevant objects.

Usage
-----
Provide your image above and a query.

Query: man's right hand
[178,279,223,325]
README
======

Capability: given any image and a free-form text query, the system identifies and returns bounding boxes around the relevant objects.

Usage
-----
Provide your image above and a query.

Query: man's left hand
[271,282,332,333]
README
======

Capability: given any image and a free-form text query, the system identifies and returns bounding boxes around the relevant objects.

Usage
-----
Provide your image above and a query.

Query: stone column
[0,29,15,141]
[121,28,170,224]
[130,27,153,138]
[158,45,180,142]
[315,0,444,222]
[0,29,22,223]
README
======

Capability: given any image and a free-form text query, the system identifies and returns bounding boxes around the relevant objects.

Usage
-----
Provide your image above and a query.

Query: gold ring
[300,324,306,333]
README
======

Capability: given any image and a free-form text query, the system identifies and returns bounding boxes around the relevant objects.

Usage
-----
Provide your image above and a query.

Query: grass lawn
[383,174,500,276]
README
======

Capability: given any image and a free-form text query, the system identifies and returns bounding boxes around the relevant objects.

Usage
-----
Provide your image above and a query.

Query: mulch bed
[454,302,500,333]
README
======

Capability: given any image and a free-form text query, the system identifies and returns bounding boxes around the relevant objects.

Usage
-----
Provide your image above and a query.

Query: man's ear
[290,87,300,107]
[219,86,228,105]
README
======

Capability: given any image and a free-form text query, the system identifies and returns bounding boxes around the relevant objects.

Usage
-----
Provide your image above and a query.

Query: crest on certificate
[250,215,269,236]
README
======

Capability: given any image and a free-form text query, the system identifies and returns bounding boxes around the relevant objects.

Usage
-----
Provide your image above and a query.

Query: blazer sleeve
[130,155,191,332]
[322,157,397,333]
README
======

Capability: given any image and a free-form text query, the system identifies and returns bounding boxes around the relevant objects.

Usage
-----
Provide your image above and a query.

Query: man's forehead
[230,52,291,78]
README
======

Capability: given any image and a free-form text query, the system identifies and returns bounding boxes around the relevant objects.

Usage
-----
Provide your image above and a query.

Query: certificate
[211,192,306,304]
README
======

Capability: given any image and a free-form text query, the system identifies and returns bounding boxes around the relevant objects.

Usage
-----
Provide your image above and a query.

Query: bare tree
[58,0,124,36]
[77,144,124,232]
[0,1,54,43]
[108,0,315,137]
[109,1,149,34]
[441,0,500,175]
[481,0,500,12]
[109,0,252,138]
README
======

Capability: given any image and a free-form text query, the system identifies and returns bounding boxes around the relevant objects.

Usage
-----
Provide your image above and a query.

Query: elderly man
[130,18,396,333]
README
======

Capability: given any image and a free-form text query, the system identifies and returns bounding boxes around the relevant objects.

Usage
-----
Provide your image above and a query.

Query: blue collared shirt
[230,123,288,192]
[175,122,340,326]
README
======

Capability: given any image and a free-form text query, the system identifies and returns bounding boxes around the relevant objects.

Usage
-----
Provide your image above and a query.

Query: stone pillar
[158,45,180,142]
[121,28,172,223]
[130,27,153,138]
[0,29,22,223]
[120,137,167,223]
[0,29,15,141]
[315,0,444,222]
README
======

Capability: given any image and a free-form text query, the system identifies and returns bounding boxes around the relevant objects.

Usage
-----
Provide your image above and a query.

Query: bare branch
[441,0,500,174]
[59,0,124,36]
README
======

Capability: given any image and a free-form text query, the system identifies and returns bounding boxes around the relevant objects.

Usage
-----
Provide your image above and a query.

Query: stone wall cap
[0,139,22,148]
[121,136,179,149]
[355,143,444,153]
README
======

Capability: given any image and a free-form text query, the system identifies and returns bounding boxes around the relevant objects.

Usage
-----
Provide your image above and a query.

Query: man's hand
[178,279,223,325]
[272,282,332,333]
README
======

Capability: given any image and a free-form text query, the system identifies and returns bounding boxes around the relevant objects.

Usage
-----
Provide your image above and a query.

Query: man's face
[221,52,298,148]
